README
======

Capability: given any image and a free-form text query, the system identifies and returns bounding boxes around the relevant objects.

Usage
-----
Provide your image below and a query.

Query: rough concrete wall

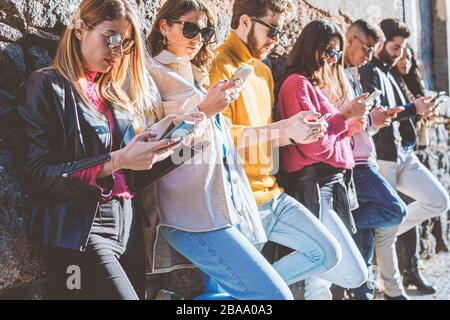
[1,0,449,300]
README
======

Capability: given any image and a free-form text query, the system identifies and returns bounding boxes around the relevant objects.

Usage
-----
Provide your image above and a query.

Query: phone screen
[163,120,195,140]
[362,90,382,105]
[231,66,252,82]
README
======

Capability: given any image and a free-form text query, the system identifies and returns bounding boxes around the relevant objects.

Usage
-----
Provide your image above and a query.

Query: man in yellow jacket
[210,0,345,296]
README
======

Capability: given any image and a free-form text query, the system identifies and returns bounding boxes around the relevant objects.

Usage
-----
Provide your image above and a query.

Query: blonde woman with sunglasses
[18,0,186,300]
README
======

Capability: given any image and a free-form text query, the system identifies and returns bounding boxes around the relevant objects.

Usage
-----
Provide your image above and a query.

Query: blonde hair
[322,58,348,107]
[53,0,156,118]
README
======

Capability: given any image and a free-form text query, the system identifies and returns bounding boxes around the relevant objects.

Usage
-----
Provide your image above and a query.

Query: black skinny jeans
[43,198,145,300]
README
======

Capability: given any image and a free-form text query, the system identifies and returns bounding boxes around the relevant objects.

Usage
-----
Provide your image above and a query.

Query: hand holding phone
[305,113,330,139]
[359,90,382,106]
[433,94,449,109]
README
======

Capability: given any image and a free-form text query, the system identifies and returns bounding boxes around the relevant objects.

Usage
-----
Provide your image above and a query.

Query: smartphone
[386,107,404,117]
[431,91,447,103]
[231,65,253,82]
[360,90,382,105]
[318,113,332,122]
[163,120,195,141]
[435,96,449,106]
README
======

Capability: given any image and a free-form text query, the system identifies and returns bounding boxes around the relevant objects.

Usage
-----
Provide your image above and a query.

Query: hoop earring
[162,35,168,47]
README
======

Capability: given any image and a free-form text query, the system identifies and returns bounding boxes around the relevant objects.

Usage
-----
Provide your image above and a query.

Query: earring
[162,35,168,46]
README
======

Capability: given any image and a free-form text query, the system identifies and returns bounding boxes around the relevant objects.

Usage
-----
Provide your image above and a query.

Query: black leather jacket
[18,68,151,251]
[360,58,418,162]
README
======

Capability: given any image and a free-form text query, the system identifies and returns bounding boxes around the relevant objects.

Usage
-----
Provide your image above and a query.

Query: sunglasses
[354,35,376,56]
[251,17,285,39]
[170,20,215,42]
[325,48,343,61]
[88,24,135,55]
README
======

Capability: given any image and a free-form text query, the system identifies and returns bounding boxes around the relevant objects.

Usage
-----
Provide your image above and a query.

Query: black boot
[432,217,449,254]
[402,264,436,295]
[399,227,437,295]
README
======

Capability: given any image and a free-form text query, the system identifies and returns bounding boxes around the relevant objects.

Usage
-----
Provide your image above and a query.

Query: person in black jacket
[393,46,438,295]
[341,20,408,301]
[359,18,450,300]
[18,0,190,300]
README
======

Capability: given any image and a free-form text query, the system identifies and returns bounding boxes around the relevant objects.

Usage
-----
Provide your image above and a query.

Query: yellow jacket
[210,31,283,205]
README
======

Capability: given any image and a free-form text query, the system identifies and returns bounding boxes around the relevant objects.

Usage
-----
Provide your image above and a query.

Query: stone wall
[1,0,449,300]
[431,0,449,92]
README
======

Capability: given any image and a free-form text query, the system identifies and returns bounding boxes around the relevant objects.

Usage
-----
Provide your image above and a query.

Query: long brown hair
[53,0,154,116]
[403,46,425,98]
[280,20,348,105]
[147,0,216,72]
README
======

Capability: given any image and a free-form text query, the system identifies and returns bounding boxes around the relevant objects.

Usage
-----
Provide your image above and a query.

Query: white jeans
[375,151,450,296]
[304,186,368,300]
[378,152,450,236]
[374,226,404,297]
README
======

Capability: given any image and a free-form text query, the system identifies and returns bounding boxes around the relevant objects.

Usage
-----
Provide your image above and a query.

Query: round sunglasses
[354,35,376,57]
[170,20,215,42]
[88,23,135,55]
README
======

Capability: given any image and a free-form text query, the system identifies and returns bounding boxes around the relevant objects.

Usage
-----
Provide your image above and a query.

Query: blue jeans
[351,229,376,300]
[352,165,407,229]
[159,226,293,300]
[350,165,407,300]
[258,193,342,286]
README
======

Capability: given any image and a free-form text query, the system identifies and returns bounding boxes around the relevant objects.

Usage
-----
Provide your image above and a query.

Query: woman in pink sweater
[277,20,369,300]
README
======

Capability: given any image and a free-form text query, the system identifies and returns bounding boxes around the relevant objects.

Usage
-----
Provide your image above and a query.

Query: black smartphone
[431,91,447,103]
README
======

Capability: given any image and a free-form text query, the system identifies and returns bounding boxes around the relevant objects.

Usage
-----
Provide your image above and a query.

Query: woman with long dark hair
[393,46,438,295]
[277,20,369,300]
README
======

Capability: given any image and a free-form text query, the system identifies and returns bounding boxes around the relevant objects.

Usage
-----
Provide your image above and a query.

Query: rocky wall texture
[1,0,449,300]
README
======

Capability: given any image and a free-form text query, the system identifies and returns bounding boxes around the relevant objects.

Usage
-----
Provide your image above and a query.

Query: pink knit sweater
[71,72,133,202]
[277,74,355,173]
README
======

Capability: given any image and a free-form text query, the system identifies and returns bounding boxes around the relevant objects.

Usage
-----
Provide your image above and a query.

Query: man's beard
[247,24,270,60]
[379,44,398,67]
